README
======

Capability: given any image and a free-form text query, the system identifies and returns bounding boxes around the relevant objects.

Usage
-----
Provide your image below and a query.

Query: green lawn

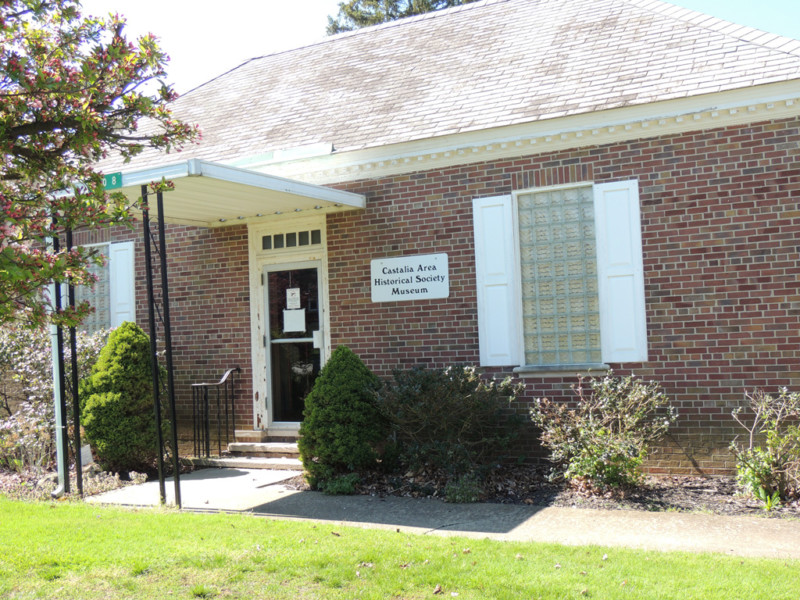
[1,497,797,599]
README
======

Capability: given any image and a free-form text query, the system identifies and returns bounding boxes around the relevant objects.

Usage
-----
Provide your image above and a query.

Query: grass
[1,497,798,599]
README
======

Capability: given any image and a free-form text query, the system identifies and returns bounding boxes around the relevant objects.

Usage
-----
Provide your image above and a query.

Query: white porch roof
[116,159,365,227]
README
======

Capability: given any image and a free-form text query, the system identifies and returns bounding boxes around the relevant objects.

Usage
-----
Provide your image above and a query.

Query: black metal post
[230,368,238,438]
[141,185,166,504]
[204,388,210,457]
[156,190,181,508]
[216,386,222,456]
[52,231,70,494]
[66,229,83,496]
[192,386,198,457]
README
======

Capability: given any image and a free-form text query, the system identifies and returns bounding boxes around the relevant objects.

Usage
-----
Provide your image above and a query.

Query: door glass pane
[270,343,320,422]
[268,268,319,339]
[267,267,320,422]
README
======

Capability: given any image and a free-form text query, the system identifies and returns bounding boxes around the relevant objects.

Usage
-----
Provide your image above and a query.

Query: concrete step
[234,430,268,443]
[183,455,302,471]
[234,430,299,444]
[228,442,299,459]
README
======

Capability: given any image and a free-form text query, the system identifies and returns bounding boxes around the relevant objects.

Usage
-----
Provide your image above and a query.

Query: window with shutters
[75,244,110,333]
[472,180,646,369]
[74,241,136,332]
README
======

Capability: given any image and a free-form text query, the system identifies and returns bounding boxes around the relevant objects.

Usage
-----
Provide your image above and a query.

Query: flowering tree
[0,325,109,470]
[0,0,197,328]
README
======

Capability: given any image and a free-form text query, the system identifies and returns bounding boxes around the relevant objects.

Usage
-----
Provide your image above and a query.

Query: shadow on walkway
[87,467,800,559]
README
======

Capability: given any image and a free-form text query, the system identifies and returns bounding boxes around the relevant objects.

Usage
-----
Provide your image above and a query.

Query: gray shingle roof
[109,0,800,172]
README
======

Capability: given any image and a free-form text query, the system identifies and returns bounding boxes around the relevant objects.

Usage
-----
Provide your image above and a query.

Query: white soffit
[117,159,365,227]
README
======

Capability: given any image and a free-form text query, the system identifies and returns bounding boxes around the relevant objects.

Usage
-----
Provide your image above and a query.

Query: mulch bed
[4,464,799,519]
[284,465,800,519]
[0,466,147,502]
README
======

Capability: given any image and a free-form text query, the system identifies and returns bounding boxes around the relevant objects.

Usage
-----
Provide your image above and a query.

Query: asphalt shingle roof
[111,0,800,172]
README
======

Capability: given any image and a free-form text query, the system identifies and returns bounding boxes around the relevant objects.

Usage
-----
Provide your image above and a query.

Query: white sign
[283,309,306,333]
[371,253,449,302]
[286,287,301,309]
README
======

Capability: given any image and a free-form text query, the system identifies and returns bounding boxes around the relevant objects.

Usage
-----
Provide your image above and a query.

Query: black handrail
[191,366,241,458]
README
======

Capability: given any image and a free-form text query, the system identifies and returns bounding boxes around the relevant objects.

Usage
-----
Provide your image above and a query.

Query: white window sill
[513,364,610,378]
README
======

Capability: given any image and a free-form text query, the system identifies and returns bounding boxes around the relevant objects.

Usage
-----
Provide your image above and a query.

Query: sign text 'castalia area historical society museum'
[371,253,449,302]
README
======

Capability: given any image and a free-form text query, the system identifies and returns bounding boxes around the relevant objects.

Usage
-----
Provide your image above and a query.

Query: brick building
[91,0,800,474]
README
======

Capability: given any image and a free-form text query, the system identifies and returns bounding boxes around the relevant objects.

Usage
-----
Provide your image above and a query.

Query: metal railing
[191,366,241,458]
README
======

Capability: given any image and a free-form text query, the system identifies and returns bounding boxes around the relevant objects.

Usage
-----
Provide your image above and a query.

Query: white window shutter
[108,241,136,327]
[59,283,69,310]
[593,181,647,363]
[472,195,522,366]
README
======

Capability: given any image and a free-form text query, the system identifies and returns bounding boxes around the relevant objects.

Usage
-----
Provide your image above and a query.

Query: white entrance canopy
[116,159,366,228]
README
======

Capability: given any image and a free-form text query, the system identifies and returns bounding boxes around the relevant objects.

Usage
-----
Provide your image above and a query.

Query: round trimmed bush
[298,346,386,490]
[80,322,163,473]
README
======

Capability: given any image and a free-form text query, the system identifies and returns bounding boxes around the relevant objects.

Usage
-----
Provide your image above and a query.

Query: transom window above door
[262,229,322,251]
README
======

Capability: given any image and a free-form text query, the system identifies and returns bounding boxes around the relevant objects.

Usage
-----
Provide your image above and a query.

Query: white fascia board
[261,80,800,185]
[119,161,193,188]
[118,159,365,209]
[189,160,365,208]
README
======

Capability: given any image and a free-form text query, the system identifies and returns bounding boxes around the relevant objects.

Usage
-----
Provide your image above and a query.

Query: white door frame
[247,216,330,433]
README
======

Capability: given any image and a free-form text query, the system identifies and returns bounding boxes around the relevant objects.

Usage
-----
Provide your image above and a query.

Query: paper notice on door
[283,308,306,333]
[286,288,301,310]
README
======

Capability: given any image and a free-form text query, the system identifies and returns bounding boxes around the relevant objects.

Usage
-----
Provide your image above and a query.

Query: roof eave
[115,159,365,227]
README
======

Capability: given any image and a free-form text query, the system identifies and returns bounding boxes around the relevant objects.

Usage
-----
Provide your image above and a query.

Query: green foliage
[327,0,477,34]
[298,346,386,489]
[318,473,361,496]
[80,322,164,473]
[531,373,677,491]
[731,388,800,504]
[376,366,524,485]
[753,484,781,512]
[0,0,197,328]
[443,474,482,503]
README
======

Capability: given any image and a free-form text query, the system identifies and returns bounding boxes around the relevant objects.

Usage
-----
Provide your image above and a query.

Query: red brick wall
[110,223,253,436]
[326,116,800,475]
[110,116,798,474]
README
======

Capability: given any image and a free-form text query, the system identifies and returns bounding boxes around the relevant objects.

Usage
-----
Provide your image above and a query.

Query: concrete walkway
[87,468,800,560]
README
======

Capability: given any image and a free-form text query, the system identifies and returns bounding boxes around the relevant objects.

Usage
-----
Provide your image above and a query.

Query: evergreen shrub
[376,366,525,482]
[298,346,386,490]
[80,322,164,473]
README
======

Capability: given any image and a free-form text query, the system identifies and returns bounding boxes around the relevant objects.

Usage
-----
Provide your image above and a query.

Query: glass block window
[74,244,110,334]
[262,229,321,251]
[518,186,601,365]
